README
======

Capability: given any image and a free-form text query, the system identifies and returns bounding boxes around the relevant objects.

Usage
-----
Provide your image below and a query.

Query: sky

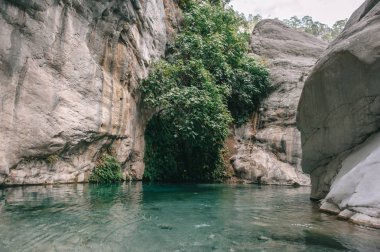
[229,0,364,26]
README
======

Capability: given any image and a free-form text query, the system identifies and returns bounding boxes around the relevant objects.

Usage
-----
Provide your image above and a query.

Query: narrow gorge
[0,0,380,250]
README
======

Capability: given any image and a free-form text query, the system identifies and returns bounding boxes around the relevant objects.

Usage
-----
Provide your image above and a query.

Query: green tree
[288,16,301,29]
[332,19,347,38]
[244,14,263,31]
[140,0,271,182]
[89,154,122,184]
[283,15,347,42]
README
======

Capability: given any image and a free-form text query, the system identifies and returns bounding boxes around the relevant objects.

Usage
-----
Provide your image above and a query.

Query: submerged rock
[158,224,173,230]
[297,0,380,228]
[231,20,327,185]
[258,235,271,241]
[0,0,180,185]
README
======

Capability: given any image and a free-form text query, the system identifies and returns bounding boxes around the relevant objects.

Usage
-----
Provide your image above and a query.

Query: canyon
[0,0,379,231]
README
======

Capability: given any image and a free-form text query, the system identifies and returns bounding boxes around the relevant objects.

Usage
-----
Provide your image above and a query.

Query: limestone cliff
[231,20,327,185]
[0,0,180,185]
[297,0,380,228]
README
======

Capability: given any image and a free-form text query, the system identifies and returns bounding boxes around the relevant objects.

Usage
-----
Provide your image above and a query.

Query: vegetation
[283,16,347,41]
[89,154,123,184]
[243,14,347,42]
[140,0,271,182]
[46,154,59,165]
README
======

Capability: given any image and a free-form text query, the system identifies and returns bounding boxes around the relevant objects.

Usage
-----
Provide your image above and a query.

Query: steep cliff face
[0,0,180,185]
[231,20,327,185]
[297,0,380,228]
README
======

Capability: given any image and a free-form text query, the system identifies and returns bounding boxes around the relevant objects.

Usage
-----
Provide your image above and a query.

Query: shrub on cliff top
[89,154,122,184]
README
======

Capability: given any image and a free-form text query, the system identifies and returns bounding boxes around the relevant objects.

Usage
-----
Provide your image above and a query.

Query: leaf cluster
[89,154,122,184]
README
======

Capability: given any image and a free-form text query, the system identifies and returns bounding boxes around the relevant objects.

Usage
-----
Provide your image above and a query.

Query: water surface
[0,183,379,251]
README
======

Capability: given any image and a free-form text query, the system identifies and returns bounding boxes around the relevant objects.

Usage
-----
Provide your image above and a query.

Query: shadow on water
[141,183,227,203]
[303,230,348,250]
[88,183,123,206]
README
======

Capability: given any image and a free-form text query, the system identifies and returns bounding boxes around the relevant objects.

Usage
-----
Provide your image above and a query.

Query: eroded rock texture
[297,0,380,228]
[231,20,327,185]
[0,0,180,185]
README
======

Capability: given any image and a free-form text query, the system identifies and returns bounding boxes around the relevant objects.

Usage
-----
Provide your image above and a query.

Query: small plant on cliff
[140,0,271,182]
[46,154,59,165]
[89,154,122,184]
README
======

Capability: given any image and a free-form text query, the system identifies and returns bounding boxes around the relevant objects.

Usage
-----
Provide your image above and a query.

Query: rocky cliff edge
[0,0,180,185]
[231,20,327,185]
[297,0,380,228]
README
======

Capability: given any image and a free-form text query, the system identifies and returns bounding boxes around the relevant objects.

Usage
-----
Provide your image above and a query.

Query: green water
[0,183,379,251]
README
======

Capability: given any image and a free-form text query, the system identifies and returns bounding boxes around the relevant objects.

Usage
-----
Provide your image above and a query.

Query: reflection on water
[0,183,379,251]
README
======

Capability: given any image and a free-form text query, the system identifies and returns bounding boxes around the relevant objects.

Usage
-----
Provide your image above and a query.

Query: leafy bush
[46,154,59,165]
[228,57,271,124]
[143,86,231,182]
[140,0,271,182]
[89,154,122,184]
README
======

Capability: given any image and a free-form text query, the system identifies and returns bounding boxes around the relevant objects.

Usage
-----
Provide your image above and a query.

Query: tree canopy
[140,0,271,182]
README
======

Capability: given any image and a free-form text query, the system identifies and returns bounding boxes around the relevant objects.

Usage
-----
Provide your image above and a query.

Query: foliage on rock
[140,0,271,182]
[89,154,122,184]
[243,14,347,42]
[283,16,347,42]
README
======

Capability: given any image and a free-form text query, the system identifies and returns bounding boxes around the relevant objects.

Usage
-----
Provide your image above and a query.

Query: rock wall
[297,0,380,228]
[0,0,180,185]
[231,20,327,185]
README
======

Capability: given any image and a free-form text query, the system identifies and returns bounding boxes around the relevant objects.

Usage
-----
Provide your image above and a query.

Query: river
[0,183,379,251]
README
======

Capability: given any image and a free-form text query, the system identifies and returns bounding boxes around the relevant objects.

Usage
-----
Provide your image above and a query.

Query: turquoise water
[0,183,379,251]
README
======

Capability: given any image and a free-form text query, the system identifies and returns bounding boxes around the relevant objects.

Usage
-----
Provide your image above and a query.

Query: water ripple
[0,183,379,251]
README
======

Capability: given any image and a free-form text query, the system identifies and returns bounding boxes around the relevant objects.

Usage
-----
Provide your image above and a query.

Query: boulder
[0,0,180,185]
[297,0,380,228]
[231,19,327,185]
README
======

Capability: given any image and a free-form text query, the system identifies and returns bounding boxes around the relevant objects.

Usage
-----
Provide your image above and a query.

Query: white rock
[326,133,380,218]
[0,0,180,185]
[350,213,380,229]
[320,201,340,215]
[297,0,380,228]
[337,209,355,220]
